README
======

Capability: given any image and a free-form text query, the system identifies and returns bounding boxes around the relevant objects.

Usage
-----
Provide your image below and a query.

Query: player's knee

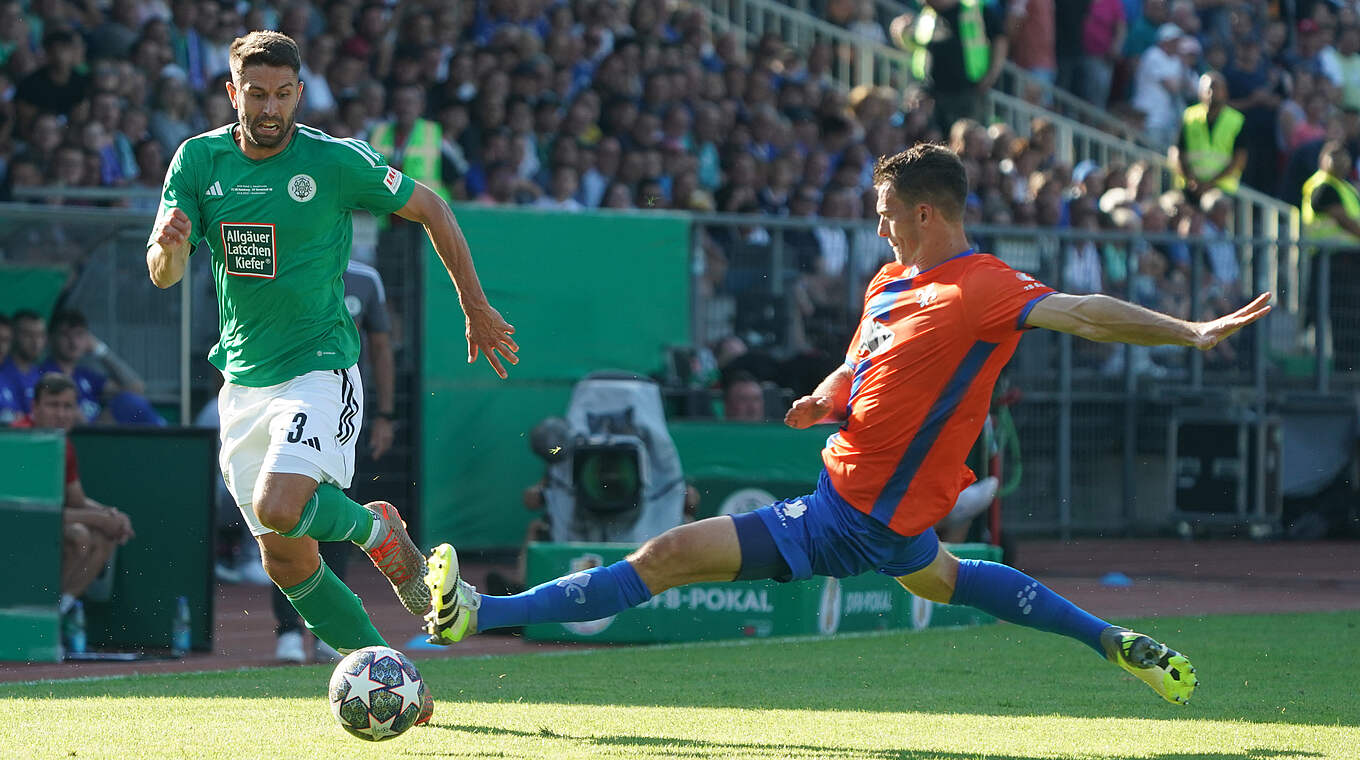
[253,495,303,534]
[628,528,695,588]
[259,545,318,586]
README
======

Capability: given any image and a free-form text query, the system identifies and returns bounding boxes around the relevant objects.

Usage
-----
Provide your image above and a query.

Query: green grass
[2,611,1357,760]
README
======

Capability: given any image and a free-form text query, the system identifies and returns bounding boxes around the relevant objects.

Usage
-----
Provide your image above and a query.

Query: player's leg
[424,515,747,644]
[255,367,428,614]
[258,530,386,653]
[895,544,1197,704]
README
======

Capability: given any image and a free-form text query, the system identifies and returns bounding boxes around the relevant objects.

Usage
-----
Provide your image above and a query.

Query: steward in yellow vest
[1300,140,1360,371]
[1170,72,1247,197]
[369,84,449,203]
[890,0,1008,132]
[1301,141,1360,245]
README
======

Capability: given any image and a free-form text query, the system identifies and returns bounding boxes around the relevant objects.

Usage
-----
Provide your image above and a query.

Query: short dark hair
[229,31,302,78]
[42,29,77,51]
[722,369,761,394]
[33,372,76,404]
[49,308,87,332]
[872,143,969,222]
[11,308,41,326]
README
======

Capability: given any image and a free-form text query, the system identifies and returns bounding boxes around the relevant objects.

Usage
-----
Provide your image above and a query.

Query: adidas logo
[299,436,320,451]
[205,180,224,198]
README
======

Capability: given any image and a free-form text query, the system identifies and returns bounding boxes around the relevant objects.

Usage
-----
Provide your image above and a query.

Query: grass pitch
[2,611,1357,760]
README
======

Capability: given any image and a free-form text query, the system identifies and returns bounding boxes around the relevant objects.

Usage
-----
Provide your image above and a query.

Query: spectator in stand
[1291,90,1334,151]
[534,164,583,211]
[1224,40,1284,194]
[1080,0,1127,108]
[0,313,20,425]
[889,0,1009,132]
[1125,0,1168,59]
[0,309,44,411]
[1133,24,1195,147]
[13,373,135,626]
[1170,71,1247,203]
[15,29,89,134]
[1007,0,1056,91]
[39,308,163,426]
[722,370,767,421]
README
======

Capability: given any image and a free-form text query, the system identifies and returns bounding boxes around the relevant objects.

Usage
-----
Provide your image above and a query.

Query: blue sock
[949,559,1110,656]
[477,561,653,631]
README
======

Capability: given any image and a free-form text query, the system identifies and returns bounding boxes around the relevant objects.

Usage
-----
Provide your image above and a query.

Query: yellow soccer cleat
[423,543,480,645]
[1100,626,1199,705]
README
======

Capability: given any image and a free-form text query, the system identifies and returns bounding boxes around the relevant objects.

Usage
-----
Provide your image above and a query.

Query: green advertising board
[0,430,65,662]
[420,208,691,548]
[524,542,999,644]
[70,429,216,652]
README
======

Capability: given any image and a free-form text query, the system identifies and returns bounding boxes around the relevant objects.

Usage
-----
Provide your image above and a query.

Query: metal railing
[0,204,191,422]
[691,0,1301,260]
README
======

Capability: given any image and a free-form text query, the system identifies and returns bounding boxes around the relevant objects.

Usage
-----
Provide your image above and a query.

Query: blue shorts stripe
[869,340,999,523]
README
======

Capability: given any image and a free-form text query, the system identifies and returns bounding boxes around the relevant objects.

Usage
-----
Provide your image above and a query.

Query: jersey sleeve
[966,258,1057,342]
[336,138,417,216]
[150,140,204,249]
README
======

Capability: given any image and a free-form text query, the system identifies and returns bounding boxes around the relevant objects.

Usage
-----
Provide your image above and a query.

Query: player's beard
[241,110,295,148]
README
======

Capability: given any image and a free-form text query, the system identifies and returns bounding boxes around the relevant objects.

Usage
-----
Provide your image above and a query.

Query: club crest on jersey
[288,174,316,203]
[221,222,277,279]
[916,283,939,308]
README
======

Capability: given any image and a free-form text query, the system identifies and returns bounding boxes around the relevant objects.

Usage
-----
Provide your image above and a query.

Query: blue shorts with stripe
[737,469,940,581]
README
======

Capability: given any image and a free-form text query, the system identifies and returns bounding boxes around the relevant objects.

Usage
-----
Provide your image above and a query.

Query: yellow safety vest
[910,0,990,84]
[370,118,448,201]
[1176,103,1245,193]
[1301,170,1360,244]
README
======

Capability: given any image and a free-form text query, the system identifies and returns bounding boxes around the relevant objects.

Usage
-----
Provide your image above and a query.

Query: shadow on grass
[402,723,1325,760]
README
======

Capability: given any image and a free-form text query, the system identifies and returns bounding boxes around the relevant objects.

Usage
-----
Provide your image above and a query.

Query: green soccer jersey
[152,123,415,387]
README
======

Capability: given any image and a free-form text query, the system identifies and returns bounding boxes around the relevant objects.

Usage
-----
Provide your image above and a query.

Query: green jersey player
[147,32,516,721]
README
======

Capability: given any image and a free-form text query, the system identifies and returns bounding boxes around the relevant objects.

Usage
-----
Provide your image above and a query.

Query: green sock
[281,559,386,652]
[280,483,375,543]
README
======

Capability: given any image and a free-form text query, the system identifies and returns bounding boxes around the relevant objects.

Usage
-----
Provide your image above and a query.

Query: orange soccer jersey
[822,250,1055,536]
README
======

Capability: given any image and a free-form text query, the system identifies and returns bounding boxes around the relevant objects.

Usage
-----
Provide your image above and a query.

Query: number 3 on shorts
[286,412,308,443]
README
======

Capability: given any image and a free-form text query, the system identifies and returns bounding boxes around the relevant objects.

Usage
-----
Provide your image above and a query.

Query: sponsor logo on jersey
[231,184,272,196]
[1015,271,1036,282]
[221,222,277,278]
[205,180,224,198]
[857,318,895,360]
[383,167,401,194]
[288,173,316,203]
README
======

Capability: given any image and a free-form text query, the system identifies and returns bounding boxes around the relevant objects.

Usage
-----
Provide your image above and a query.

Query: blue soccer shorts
[732,469,940,582]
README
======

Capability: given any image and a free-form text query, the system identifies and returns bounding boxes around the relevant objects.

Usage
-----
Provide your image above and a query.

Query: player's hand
[153,207,192,250]
[784,395,833,429]
[369,416,394,460]
[465,303,518,379]
[1193,293,1272,351]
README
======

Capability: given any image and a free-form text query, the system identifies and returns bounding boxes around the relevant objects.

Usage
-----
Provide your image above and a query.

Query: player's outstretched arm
[395,182,519,379]
[1025,292,1272,350]
[147,207,193,289]
[785,364,853,429]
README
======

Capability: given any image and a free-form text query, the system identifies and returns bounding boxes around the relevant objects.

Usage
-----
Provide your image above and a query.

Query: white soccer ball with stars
[328,645,427,741]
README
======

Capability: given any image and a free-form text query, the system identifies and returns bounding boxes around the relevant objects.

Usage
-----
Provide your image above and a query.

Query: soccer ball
[328,645,427,741]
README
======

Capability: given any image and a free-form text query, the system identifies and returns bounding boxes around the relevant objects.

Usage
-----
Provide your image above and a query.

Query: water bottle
[63,600,87,655]
[170,596,191,656]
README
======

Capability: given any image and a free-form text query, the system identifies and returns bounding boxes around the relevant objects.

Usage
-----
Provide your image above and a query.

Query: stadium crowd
[0,0,1332,372]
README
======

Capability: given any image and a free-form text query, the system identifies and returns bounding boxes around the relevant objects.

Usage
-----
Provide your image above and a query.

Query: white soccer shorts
[218,365,364,536]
